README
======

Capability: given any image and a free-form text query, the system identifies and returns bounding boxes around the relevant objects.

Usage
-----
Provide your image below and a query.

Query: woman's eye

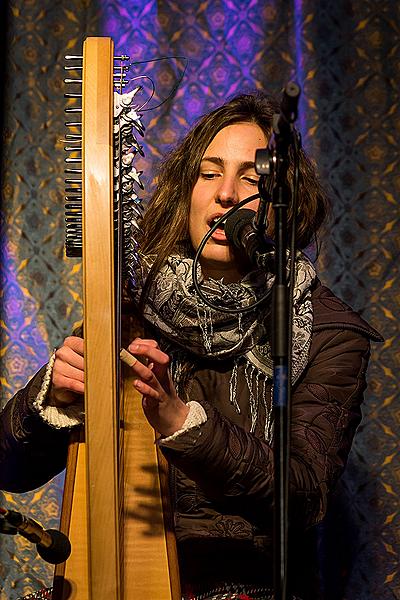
[243,177,259,186]
[200,172,219,180]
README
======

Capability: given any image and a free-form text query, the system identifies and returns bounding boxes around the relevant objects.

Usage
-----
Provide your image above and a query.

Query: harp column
[82,36,121,600]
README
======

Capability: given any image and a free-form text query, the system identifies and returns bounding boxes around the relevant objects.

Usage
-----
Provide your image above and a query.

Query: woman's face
[189,122,267,282]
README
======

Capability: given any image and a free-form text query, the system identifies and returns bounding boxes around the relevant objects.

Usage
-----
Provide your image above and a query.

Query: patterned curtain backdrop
[0,1,398,598]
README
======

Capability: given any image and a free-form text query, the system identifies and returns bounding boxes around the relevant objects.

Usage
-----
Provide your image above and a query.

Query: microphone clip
[254,148,274,236]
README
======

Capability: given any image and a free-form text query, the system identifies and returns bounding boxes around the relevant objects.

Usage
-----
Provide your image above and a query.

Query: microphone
[225,208,274,270]
[1,508,71,564]
[273,81,301,137]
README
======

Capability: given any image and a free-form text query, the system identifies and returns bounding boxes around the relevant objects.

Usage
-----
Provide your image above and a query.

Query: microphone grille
[37,529,72,564]
[224,209,255,246]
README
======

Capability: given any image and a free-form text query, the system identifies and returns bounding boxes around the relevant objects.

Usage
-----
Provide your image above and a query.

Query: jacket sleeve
[160,328,371,529]
[0,366,70,492]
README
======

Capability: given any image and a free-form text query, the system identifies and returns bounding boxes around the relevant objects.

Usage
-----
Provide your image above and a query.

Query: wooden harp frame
[54,37,180,600]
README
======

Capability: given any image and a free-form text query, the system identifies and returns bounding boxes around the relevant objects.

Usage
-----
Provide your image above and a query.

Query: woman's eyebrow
[201,156,224,167]
[201,156,256,171]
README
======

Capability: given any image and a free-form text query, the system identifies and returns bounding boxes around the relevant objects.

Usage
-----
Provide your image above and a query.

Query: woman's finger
[55,345,84,371]
[53,375,84,395]
[128,338,159,350]
[129,360,164,395]
[128,343,169,368]
[133,378,161,400]
[63,336,84,355]
[53,361,85,385]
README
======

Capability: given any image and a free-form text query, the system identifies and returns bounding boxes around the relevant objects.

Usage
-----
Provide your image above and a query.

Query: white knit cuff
[33,350,84,429]
[159,400,207,444]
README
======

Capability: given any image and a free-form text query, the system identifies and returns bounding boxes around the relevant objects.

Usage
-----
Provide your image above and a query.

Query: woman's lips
[210,225,228,243]
[208,214,228,243]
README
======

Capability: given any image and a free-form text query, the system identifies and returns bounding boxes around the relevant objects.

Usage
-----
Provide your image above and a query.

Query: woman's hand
[127,338,189,437]
[48,336,84,407]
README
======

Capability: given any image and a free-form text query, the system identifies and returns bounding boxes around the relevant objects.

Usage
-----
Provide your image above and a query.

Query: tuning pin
[65,185,82,192]
[65,203,82,210]
[64,145,82,152]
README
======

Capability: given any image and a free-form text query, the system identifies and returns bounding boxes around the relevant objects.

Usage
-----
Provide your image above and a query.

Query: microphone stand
[256,82,301,600]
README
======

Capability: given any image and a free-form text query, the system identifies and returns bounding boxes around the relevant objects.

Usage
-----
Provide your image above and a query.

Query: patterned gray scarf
[134,251,314,370]
[132,253,315,440]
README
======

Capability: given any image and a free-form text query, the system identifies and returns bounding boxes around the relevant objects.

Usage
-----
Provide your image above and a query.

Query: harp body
[55,37,180,600]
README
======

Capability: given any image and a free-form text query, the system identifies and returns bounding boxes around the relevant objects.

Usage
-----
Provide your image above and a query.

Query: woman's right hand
[48,336,84,407]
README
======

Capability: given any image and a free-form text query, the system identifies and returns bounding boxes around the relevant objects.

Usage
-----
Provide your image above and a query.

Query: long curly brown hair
[139,92,329,300]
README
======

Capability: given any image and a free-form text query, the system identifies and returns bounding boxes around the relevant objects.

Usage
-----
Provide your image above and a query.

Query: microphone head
[37,529,72,564]
[224,208,255,248]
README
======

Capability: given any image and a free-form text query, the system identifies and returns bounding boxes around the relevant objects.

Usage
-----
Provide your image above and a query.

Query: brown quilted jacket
[0,282,382,598]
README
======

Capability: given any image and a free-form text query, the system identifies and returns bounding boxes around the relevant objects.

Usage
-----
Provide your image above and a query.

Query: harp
[54,37,180,600]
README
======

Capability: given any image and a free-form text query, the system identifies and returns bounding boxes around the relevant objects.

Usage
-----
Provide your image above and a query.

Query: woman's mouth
[208,216,228,242]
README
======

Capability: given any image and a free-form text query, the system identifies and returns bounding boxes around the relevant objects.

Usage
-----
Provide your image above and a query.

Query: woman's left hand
[127,338,189,437]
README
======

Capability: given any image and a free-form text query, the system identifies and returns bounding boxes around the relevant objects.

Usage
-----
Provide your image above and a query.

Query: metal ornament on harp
[112,87,146,284]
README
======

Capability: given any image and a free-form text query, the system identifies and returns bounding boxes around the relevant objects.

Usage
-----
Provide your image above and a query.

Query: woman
[0,93,382,599]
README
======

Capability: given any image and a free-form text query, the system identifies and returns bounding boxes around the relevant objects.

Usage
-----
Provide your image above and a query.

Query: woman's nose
[215,176,238,206]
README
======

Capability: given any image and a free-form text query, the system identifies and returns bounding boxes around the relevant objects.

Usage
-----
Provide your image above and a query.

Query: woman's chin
[198,252,246,283]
